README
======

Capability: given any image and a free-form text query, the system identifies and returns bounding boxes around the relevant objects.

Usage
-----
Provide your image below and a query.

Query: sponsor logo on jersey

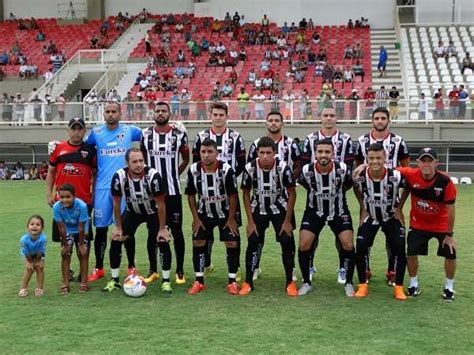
[100,147,126,156]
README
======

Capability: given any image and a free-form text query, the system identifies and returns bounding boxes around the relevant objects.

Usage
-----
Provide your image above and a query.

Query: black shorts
[253,212,295,242]
[300,209,353,237]
[407,228,456,259]
[193,217,240,242]
[52,204,93,242]
[165,195,183,231]
[357,217,405,250]
[122,210,159,238]
[64,233,89,255]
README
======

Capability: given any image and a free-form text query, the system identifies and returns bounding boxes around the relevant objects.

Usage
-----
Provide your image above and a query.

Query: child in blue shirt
[53,183,90,294]
[19,215,47,297]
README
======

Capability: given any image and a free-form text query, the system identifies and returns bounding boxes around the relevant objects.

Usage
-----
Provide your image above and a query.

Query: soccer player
[140,101,189,284]
[86,102,142,282]
[185,138,240,295]
[355,107,409,285]
[18,215,47,298]
[192,102,246,273]
[103,148,172,293]
[239,137,298,297]
[46,118,96,277]
[352,143,407,300]
[53,183,90,294]
[397,148,457,301]
[297,139,356,297]
[301,106,354,284]
[246,111,301,280]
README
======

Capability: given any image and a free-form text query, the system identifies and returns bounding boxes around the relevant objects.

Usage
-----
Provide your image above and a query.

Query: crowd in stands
[0,160,49,180]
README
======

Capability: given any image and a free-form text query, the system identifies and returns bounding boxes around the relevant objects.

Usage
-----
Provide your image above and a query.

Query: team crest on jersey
[226,139,233,147]
[202,132,209,139]
[193,169,200,176]
[360,137,369,144]
[230,132,239,139]
[356,176,365,183]
[168,136,177,145]
[143,129,152,137]
[392,137,400,143]
[434,187,443,197]
[389,176,398,183]
[337,168,345,175]
[304,171,314,178]
[117,133,125,142]
[80,150,88,158]
[247,167,255,175]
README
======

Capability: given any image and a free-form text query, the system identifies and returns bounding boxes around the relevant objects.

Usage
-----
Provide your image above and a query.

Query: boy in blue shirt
[53,183,90,294]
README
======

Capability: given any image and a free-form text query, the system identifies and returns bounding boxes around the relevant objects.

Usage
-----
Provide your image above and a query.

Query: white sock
[162,270,170,280]
[445,278,454,291]
[111,268,120,279]
[409,276,418,288]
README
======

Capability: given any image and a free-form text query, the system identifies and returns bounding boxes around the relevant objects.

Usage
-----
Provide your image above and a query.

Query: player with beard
[246,111,301,281]
[192,102,246,274]
[140,102,189,284]
[297,139,356,297]
[301,107,355,285]
[355,107,409,286]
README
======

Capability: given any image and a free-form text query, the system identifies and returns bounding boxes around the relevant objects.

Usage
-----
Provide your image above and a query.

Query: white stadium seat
[450,177,459,184]
[460,177,472,184]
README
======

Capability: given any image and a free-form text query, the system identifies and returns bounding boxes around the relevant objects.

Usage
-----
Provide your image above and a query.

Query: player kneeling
[185,139,241,295]
[239,137,298,297]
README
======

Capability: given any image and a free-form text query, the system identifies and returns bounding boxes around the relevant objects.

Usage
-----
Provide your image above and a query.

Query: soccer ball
[123,274,147,297]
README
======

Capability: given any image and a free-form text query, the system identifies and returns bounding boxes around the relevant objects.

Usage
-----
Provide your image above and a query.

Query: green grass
[0,181,473,354]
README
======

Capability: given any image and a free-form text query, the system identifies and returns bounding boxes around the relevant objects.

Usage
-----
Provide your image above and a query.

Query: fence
[0,99,473,126]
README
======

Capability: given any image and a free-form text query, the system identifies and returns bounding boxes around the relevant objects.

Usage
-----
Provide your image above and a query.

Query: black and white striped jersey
[192,128,246,176]
[247,135,301,171]
[301,130,354,167]
[355,131,409,168]
[140,126,188,196]
[298,161,352,220]
[354,168,406,224]
[185,161,238,220]
[241,159,295,215]
[111,166,165,215]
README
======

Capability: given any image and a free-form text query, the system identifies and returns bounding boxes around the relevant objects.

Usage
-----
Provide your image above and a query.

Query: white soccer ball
[123,274,147,297]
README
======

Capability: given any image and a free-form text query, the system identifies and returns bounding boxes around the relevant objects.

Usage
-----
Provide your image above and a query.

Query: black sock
[226,247,239,282]
[280,238,295,285]
[158,241,172,272]
[196,276,204,284]
[245,234,259,284]
[94,227,108,269]
[113,277,119,283]
[193,245,206,281]
[205,239,214,267]
[172,229,185,274]
[124,236,135,268]
[356,249,368,284]
[335,237,345,269]
[298,249,311,285]
[342,248,356,284]
[147,232,158,273]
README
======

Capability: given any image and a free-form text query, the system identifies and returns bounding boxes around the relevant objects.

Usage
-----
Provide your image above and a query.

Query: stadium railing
[0,99,472,126]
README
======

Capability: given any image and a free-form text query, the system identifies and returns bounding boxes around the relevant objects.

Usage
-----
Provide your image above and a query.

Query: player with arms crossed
[103,148,171,293]
[140,101,189,284]
[185,139,241,295]
[192,102,246,273]
[297,139,356,297]
[240,137,298,297]
[398,148,457,301]
[86,102,142,282]
[246,111,301,280]
[352,143,407,300]
[355,107,409,285]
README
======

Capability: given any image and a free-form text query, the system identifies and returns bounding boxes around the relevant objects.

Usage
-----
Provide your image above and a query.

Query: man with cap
[397,148,457,301]
[46,117,97,280]
[388,86,400,120]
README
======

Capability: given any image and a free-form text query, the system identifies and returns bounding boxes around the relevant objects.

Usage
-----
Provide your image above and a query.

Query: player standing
[397,148,457,301]
[297,139,356,297]
[355,107,409,285]
[352,143,407,300]
[301,106,354,284]
[140,101,189,284]
[246,111,301,280]
[239,137,298,296]
[185,139,240,295]
[103,148,171,293]
[86,102,142,282]
[192,102,246,273]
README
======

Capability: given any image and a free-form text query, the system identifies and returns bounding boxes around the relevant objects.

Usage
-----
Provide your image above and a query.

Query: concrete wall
[104,0,194,17]
[4,0,88,19]
[416,0,474,24]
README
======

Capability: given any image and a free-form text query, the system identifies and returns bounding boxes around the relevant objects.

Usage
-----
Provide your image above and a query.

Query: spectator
[460,52,473,74]
[314,61,324,77]
[229,68,238,84]
[389,86,400,120]
[177,49,186,63]
[317,48,327,62]
[458,85,469,119]
[281,22,290,36]
[311,32,321,45]
[322,63,334,82]
[200,38,210,51]
[0,50,9,65]
[139,75,149,91]
[299,89,311,119]
[353,43,363,59]
[13,93,25,126]
[56,93,66,121]
[308,18,315,31]
[343,66,354,87]
[418,93,429,120]
[343,44,353,59]
[333,67,343,82]
[180,89,191,119]
[346,89,360,119]
[221,81,234,97]
[194,90,206,120]
[1,92,12,123]
[252,90,266,119]
[29,94,43,121]
[90,35,99,49]
[254,76,263,90]
[448,85,459,118]
[39,161,48,180]
[352,60,365,82]
[28,164,39,180]
[211,20,222,33]
[377,45,387,77]
[0,161,8,180]
[209,89,221,102]
[237,87,250,120]
[144,30,151,53]
[207,53,219,66]
[261,14,270,28]
[446,41,457,57]
[175,22,184,34]
[108,89,121,102]
[216,42,226,57]
[238,46,247,61]
[12,162,25,180]
[434,41,446,59]
[334,90,345,118]
[347,19,354,29]
[433,90,445,119]
[36,30,45,41]
[321,79,333,95]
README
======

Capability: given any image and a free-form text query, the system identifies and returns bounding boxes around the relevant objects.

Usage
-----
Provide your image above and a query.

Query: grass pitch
[0,181,473,354]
